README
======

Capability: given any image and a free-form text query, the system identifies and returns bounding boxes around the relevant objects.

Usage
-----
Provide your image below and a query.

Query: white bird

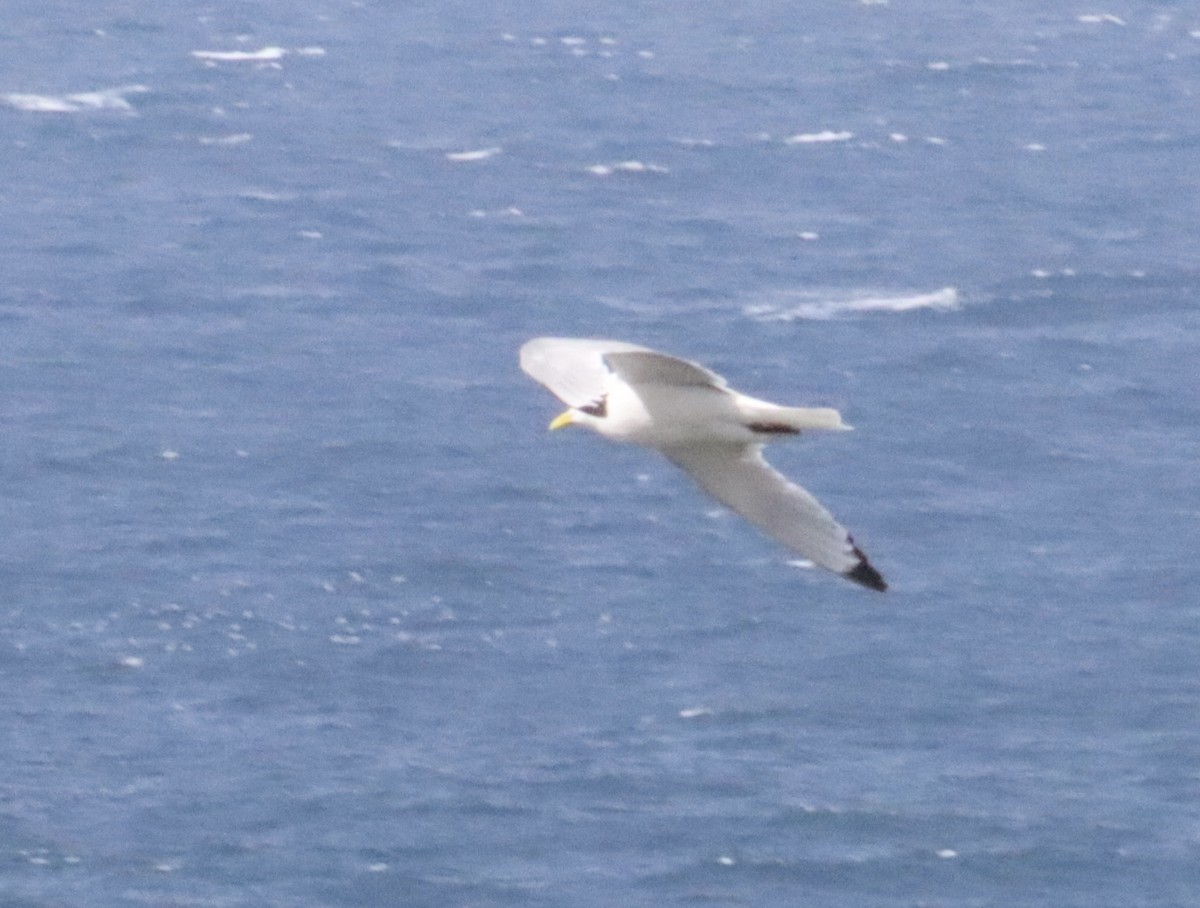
[520,337,886,591]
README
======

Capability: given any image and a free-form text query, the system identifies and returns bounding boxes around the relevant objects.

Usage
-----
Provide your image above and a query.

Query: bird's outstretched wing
[663,443,886,591]
[519,338,648,408]
[519,338,727,408]
[602,350,727,390]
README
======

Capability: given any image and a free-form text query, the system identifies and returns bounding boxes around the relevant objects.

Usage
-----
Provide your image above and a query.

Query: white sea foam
[445,147,502,162]
[586,160,669,176]
[198,133,254,146]
[744,287,960,321]
[468,206,524,218]
[191,46,288,63]
[3,84,147,113]
[785,130,854,145]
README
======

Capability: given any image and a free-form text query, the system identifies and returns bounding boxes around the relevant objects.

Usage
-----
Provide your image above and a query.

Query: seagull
[520,337,886,591]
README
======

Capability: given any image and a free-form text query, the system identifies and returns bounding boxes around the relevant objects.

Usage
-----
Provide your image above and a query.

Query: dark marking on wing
[748,422,800,436]
[845,544,887,592]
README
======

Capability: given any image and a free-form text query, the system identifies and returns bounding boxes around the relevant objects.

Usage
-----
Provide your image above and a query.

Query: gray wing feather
[602,350,727,390]
[519,337,650,408]
[664,443,873,581]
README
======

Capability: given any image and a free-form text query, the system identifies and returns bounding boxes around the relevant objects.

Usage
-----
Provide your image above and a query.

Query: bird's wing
[519,337,652,408]
[602,350,728,391]
[663,443,886,591]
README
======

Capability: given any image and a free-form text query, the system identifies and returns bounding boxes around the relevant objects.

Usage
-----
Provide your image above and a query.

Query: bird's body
[520,337,886,591]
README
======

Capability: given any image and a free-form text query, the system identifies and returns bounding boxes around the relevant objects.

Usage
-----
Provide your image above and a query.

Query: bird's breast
[601,385,751,447]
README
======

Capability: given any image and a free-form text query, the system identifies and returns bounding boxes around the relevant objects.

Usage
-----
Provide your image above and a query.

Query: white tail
[737,396,852,434]
[784,406,852,431]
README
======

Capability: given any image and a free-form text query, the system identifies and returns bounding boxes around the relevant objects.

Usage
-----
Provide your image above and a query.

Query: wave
[785,130,855,145]
[190,46,287,63]
[190,46,325,65]
[744,287,960,321]
[586,160,670,176]
[3,85,148,113]
[445,147,503,162]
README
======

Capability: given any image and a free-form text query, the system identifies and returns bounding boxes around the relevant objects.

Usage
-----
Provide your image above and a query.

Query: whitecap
[198,133,254,146]
[468,206,525,218]
[744,287,960,321]
[445,146,502,162]
[238,189,297,202]
[3,84,147,113]
[785,130,854,145]
[586,160,669,176]
[4,93,77,113]
[191,46,287,63]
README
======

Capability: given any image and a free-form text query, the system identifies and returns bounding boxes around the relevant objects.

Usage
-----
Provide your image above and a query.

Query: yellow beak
[548,409,575,431]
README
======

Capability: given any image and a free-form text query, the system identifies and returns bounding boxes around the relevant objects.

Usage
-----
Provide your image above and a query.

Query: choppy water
[2,3,1199,905]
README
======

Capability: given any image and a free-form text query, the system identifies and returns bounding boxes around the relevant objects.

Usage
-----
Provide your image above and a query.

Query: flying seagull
[520,337,886,591]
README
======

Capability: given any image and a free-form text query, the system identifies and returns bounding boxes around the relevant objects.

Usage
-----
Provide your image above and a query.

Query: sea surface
[2,2,1199,906]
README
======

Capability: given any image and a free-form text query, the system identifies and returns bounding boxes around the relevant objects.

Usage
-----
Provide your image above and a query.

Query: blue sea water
[2,2,1199,905]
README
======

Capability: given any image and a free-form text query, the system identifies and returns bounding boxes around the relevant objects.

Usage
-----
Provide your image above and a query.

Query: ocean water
[2,2,1199,905]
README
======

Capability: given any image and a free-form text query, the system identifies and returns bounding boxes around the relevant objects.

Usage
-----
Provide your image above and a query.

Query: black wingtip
[845,546,887,592]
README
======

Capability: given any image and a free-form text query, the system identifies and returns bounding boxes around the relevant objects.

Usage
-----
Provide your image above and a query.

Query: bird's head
[549,398,608,432]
